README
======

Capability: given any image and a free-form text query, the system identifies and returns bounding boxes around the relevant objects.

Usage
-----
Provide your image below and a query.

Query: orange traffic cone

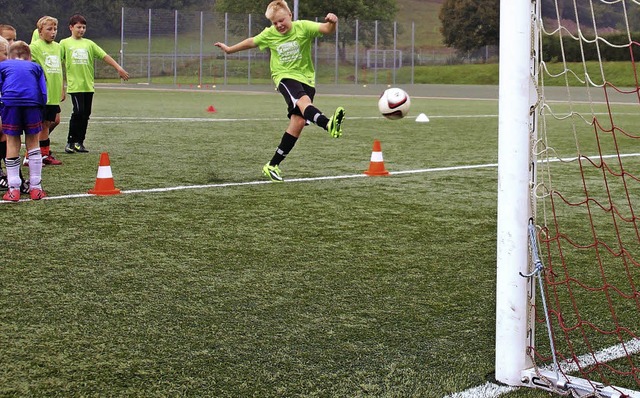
[364,139,389,176]
[88,152,121,195]
[207,105,216,113]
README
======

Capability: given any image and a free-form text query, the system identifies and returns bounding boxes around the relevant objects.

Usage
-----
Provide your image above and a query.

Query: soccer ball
[378,88,411,120]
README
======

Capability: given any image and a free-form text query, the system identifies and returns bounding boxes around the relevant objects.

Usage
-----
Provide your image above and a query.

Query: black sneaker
[65,143,75,153]
[73,143,89,153]
[0,175,7,191]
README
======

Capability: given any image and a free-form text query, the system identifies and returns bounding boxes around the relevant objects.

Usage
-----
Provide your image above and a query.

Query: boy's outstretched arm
[319,13,338,35]
[103,55,130,80]
[214,37,256,54]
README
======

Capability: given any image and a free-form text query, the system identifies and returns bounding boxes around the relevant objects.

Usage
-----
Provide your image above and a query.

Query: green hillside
[396,0,446,49]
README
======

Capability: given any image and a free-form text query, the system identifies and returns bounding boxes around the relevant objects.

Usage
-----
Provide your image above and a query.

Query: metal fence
[94,7,463,86]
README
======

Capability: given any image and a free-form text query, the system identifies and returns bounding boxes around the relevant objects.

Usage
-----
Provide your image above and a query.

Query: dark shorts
[277,78,316,119]
[1,106,43,136]
[43,105,61,122]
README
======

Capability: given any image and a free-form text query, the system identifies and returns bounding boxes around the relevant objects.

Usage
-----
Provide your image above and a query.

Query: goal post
[495,0,537,387]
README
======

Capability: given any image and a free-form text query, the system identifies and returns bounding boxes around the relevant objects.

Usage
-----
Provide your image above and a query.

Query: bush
[542,32,640,62]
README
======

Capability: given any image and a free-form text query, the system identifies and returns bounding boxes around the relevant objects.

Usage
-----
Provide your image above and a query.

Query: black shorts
[277,78,316,119]
[43,105,61,122]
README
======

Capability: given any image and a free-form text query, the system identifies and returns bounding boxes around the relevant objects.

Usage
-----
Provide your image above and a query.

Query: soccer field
[1,84,557,397]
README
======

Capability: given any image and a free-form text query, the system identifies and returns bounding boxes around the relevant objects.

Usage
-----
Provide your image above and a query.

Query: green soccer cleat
[327,106,345,138]
[262,163,284,182]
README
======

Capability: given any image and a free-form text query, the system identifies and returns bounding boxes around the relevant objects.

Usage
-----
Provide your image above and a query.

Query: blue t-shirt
[0,59,47,106]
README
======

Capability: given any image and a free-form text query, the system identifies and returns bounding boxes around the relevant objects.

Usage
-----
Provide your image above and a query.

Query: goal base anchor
[521,368,640,398]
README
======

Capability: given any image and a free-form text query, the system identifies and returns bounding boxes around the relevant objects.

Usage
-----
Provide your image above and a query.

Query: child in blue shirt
[0,41,47,201]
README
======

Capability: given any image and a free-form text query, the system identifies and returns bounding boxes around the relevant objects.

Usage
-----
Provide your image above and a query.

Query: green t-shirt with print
[30,39,64,105]
[59,37,107,93]
[253,20,323,87]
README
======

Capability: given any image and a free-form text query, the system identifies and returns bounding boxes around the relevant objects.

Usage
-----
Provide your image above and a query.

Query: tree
[0,0,215,41]
[439,0,499,53]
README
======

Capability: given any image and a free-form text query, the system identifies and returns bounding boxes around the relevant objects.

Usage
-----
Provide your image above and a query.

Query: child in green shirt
[214,0,345,182]
[60,14,129,153]
[30,16,64,165]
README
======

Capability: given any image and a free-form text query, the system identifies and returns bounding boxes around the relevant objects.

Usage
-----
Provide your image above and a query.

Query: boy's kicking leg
[302,103,345,138]
[263,80,346,182]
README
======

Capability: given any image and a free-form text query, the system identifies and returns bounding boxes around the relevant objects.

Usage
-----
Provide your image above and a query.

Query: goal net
[496,0,640,396]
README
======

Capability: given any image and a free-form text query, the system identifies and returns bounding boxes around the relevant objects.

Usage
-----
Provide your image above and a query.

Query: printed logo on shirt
[276,41,302,64]
[71,48,89,65]
[44,55,62,73]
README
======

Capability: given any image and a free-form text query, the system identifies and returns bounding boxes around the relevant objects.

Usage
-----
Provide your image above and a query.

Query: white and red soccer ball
[378,87,411,120]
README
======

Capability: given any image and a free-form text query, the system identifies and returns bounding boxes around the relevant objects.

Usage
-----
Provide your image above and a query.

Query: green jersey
[253,20,323,87]
[59,37,107,93]
[30,29,39,44]
[30,39,64,105]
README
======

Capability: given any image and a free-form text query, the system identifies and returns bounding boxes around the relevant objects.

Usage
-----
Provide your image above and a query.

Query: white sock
[5,157,20,189]
[27,148,42,188]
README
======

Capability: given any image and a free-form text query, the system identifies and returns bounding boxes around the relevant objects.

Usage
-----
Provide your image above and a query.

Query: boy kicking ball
[214,0,345,182]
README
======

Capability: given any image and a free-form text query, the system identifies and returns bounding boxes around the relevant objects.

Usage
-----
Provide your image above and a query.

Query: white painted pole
[496,0,535,386]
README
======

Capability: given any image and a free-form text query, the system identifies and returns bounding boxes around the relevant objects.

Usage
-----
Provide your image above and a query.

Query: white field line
[1,161,498,203]
[3,152,640,204]
[52,114,499,124]
[444,382,518,398]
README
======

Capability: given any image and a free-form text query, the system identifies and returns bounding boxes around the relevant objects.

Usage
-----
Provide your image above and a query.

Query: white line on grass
[3,152,640,204]
[2,161,498,203]
[78,114,499,124]
[444,382,518,398]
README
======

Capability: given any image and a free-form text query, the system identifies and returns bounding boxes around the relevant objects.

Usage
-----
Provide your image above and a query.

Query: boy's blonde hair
[9,41,31,60]
[265,0,291,20]
[37,16,58,31]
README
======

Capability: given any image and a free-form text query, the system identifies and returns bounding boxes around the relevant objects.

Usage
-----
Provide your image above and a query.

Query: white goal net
[497,0,640,396]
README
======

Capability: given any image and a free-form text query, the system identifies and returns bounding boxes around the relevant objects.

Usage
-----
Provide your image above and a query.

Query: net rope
[532,0,640,395]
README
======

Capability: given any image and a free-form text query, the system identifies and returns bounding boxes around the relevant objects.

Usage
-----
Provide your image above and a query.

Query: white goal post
[495,0,536,387]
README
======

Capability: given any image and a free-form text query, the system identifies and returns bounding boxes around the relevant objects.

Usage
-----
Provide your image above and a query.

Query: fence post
[335,22,339,84]
[147,9,152,83]
[120,7,125,71]
[393,21,397,85]
[411,21,415,85]
[199,11,204,87]
[222,13,227,85]
[174,10,178,85]
[374,20,378,85]
[355,19,359,85]
[248,14,252,85]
